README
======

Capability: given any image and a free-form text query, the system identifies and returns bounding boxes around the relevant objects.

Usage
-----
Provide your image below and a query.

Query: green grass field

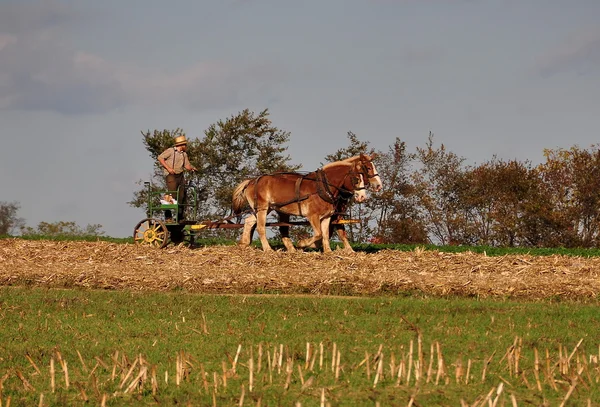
[1,286,599,406]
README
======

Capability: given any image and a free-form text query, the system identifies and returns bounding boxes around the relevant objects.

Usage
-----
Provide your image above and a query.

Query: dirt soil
[2,239,599,300]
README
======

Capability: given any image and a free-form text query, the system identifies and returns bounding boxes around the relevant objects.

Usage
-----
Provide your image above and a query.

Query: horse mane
[322,159,356,170]
[322,154,373,170]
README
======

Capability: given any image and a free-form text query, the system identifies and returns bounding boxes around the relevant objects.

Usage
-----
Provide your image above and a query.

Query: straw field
[1,238,600,300]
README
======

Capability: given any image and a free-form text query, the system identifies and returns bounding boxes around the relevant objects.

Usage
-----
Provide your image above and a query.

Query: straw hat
[174,135,188,146]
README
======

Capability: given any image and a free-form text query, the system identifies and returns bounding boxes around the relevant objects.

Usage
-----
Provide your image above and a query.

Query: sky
[1,0,599,238]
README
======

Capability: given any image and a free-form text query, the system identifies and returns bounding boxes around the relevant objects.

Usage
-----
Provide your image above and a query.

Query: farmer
[158,135,197,220]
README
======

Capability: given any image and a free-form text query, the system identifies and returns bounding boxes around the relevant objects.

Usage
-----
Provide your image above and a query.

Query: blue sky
[1,0,599,237]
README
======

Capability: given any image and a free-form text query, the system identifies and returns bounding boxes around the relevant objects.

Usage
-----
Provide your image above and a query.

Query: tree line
[132,109,600,248]
[3,108,600,248]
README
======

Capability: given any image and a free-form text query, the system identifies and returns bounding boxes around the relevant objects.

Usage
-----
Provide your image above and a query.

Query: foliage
[368,138,428,244]
[457,158,542,247]
[126,110,600,249]
[131,109,299,239]
[198,109,300,219]
[412,132,467,245]
[323,131,372,163]
[0,201,25,235]
[536,145,600,247]
[21,221,105,237]
[12,234,130,243]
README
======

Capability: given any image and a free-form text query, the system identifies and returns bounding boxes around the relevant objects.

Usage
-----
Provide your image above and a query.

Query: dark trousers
[165,173,185,220]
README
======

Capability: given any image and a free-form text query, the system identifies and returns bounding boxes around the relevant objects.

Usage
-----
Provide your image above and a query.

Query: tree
[370,139,427,244]
[198,109,300,220]
[130,109,300,236]
[323,131,372,163]
[21,221,105,237]
[0,201,25,235]
[412,132,467,245]
[458,158,542,247]
[535,145,600,247]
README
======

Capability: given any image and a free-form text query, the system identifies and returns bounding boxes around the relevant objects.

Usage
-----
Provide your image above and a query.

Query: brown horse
[322,154,382,251]
[279,154,382,252]
[232,154,381,252]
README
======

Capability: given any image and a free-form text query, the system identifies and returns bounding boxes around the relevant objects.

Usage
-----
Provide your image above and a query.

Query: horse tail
[232,179,252,214]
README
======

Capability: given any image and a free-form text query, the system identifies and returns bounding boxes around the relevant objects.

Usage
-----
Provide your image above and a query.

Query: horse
[321,154,382,251]
[232,163,366,252]
[279,154,383,252]
[274,173,366,252]
[232,154,381,252]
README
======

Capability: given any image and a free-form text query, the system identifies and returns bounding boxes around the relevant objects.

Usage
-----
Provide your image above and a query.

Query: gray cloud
[536,27,600,77]
[0,1,77,34]
[0,2,284,115]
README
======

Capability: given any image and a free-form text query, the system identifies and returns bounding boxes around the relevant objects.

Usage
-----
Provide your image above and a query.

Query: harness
[243,167,365,218]
[316,169,335,204]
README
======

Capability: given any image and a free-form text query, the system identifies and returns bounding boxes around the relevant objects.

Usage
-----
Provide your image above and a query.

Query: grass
[1,287,600,405]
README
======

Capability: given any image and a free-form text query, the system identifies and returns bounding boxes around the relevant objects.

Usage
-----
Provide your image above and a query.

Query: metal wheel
[133,218,169,248]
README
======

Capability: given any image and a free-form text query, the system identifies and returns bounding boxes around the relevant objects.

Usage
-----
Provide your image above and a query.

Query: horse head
[321,161,368,204]
[357,153,383,192]
[353,174,367,203]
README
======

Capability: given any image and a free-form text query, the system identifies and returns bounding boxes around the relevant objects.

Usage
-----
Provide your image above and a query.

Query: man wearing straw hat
[158,135,197,220]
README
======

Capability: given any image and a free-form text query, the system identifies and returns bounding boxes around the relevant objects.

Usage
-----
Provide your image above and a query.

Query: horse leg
[239,214,256,247]
[256,209,273,252]
[278,212,296,252]
[320,217,333,253]
[297,214,323,250]
[334,225,354,252]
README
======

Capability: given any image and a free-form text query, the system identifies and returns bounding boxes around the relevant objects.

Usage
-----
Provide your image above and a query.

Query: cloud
[0,1,284,115]
[535,27,600,77]
[0,1,76,35]
[123,60,284,111]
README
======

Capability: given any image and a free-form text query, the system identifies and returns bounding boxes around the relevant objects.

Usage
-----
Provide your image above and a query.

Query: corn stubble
[0,337,598,406]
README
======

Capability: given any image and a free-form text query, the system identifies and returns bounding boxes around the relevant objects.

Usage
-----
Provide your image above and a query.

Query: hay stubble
[1,239,599,300]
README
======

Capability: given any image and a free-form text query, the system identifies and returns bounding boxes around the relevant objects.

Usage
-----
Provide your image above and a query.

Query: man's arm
[158,155,175,175]
[183,154,197,172]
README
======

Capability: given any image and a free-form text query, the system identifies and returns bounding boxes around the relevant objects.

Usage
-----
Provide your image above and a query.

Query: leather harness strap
[295,176,304,216]
[248,167,360,216]
[316,169,335,204]
[269,174,310,211]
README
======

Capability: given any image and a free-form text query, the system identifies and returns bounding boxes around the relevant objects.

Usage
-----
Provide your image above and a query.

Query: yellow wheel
[133,218,169,248]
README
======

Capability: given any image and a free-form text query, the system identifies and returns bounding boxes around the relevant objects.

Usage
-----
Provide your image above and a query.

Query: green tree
[323,131,372,163]
[0,201,25,235]
[130,109,300,234]
[21,221,105,237]
[199,109,300,219]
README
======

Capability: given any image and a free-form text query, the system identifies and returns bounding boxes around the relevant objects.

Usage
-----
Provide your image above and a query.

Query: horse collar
[316,169,336,204]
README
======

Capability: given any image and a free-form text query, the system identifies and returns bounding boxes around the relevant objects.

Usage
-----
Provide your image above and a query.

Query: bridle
[317,166,366,204]
[362,163,379,180]
[355,160,380,190]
